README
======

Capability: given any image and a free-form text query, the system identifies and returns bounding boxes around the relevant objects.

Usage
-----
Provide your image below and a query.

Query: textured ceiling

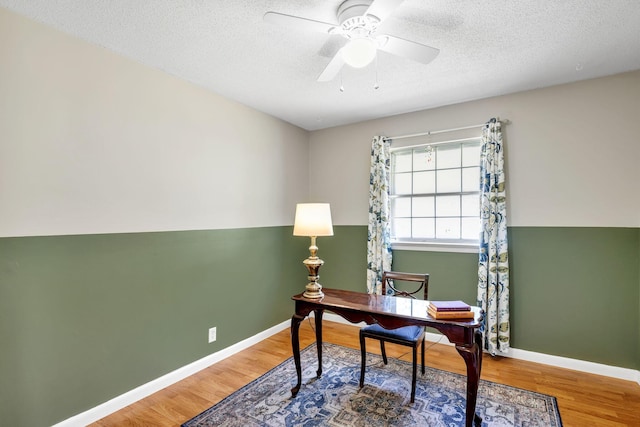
[1,0,640,130]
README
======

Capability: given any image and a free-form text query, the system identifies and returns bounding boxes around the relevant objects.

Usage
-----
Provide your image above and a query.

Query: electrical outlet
[208,327,217,343]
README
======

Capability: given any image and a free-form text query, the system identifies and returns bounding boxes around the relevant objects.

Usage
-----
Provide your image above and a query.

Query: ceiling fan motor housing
[337,0,377,23]
[337,0,379,39]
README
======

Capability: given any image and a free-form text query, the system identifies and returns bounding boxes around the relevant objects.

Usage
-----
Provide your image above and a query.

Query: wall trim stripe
[53,315,639,426]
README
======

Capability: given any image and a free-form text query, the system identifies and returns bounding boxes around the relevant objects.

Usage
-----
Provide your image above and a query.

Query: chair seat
[361,324,424,342]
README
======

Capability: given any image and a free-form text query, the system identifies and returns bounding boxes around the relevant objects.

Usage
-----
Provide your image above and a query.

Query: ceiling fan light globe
[341,38,377,68]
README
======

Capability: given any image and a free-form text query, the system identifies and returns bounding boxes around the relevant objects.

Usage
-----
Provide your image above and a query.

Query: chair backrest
[381,271,429,300]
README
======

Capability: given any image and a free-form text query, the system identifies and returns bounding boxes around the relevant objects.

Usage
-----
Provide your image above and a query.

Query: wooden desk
[290,288,484,427]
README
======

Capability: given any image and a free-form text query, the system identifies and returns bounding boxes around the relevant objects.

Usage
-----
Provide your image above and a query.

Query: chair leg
[359,332,366,388]
[421,338,425,375]
[380,340,388,365]
[411,344,417,403]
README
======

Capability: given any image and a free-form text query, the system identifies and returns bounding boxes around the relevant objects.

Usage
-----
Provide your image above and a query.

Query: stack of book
[427,300,474,319]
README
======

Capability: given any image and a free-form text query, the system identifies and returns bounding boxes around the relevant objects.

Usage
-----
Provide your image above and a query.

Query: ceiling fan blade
[317,51,345,82]
[378,35,440,65]
[365,0,404,22]
[318,35,347,58]
[263,11,337,34]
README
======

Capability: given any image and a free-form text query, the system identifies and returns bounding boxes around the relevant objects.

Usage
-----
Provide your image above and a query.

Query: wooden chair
[359,271,429,403]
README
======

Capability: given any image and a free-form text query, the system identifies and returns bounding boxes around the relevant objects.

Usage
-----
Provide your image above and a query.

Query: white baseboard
[54,314,640,426]
[52,320,291,427]
[503,347,640,384]
[324,313,640,384]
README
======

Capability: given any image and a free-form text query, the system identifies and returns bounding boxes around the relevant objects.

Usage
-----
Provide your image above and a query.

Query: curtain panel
[477,118,510,354]
[367,136,392,294]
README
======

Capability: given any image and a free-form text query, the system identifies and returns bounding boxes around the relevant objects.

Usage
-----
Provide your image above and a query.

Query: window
[390,139,481,245]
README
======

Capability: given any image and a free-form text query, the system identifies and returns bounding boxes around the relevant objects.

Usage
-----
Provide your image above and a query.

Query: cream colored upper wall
[0,8,309,237]
[309,71,640,228]
[3,7,638,235]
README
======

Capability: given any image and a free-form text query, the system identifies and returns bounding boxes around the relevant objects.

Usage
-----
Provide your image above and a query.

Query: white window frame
[389,137,481,253]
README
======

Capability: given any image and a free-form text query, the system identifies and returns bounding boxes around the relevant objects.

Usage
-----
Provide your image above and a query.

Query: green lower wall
[507,227,638,368]
[318,226,639,370]
[1,225,638,426]
[0,227,307,427]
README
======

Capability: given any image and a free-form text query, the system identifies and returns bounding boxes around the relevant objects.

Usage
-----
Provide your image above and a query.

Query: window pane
[413,147,435,171]
[461,194,479,216]
[412,196,434,217]
[462,167,480,192]
[412,218,435,238]
[391,140,481,243]
[393,218,411,239]
[413,171,435,194]
[436,195,460,216]
[462,143,481,167]
[462,217,480,240]
[392,197,411,218]
[393,173,412,195]
[394,152,412,173]
[436,218,460,239]
[436,169,461,193]
[437,144,461,169]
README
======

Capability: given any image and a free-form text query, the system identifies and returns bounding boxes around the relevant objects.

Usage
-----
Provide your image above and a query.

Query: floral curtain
[478,118,510,355]
[367,136,392,295]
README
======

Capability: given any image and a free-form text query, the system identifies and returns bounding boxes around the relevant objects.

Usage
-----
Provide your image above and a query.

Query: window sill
[391,241,478,254]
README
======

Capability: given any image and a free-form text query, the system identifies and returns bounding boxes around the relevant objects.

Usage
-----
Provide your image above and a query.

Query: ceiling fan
[264,0,440,82]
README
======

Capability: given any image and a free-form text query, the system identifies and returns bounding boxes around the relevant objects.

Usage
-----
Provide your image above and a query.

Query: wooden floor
[92,320,640,427]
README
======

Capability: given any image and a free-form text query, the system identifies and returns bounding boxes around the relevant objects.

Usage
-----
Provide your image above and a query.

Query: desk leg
[455,332,483,427]
[314,309,324,378]
[290,314,304,397]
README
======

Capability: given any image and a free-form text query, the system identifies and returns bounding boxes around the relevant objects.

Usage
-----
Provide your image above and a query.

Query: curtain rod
[389,136,480,152]
[384,118,508,142]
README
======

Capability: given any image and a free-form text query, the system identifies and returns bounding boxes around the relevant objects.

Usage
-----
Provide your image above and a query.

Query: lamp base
[303,282,324,299]
[302,255,325,299]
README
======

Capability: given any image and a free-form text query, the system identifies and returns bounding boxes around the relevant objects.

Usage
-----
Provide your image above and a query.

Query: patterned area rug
[182,343,562,426]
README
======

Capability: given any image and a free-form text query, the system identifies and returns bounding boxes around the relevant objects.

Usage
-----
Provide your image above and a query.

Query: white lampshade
[341,38,377,68]
[293,203,334,237]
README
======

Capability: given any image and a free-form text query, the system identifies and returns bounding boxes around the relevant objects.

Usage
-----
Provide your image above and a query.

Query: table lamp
[293,203,334,299]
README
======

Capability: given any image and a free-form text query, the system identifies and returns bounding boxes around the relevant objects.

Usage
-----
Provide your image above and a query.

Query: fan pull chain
[340,70,345,92]
[374,54,380,90]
